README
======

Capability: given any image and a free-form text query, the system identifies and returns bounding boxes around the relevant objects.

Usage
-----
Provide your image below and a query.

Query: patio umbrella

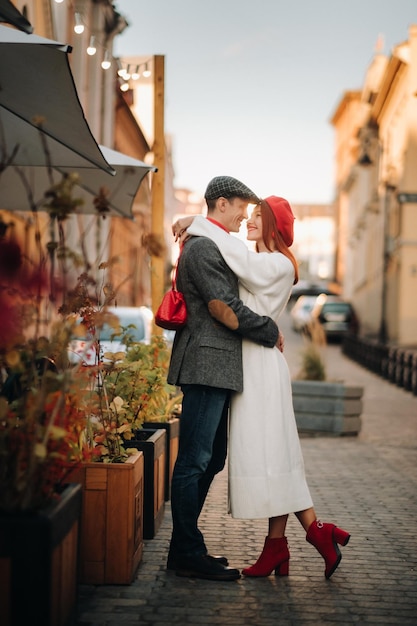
[0,0,32,34]
[0,24,114,174]
[70,146,157,217]
[0,145,157,218]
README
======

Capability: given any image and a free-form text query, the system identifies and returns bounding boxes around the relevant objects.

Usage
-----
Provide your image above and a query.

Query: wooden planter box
[292,380,363,435]
[68,451,144,585]
[143,416,180,501]
[128,428,166,539]
[0,483,82,626]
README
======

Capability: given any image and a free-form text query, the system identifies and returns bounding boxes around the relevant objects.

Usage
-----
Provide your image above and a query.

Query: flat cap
[204,176,260,203]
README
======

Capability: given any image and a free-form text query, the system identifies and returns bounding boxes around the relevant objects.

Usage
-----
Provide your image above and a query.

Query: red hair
[257,200,299,284]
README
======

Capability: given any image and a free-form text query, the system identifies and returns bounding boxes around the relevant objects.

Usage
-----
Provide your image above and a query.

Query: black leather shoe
[175,554,240,581]
[167,553,229,571]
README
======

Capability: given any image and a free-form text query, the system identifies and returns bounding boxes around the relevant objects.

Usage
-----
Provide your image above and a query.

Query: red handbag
[155,252,187,330]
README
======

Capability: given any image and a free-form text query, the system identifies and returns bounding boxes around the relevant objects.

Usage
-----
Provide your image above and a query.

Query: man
[167,176,280,581]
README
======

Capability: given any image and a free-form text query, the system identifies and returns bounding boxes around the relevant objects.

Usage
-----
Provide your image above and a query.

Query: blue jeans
[169,384,230,560]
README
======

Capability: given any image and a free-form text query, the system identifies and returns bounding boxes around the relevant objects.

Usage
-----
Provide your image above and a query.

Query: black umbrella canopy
[0,25,114,174]
[0,0,32,33]
[0,145,157,218]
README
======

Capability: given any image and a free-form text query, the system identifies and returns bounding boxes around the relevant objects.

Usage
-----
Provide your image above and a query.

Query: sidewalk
[77,316,417,626]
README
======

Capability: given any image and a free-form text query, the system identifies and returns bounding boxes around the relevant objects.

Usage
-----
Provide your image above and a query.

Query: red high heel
[306,520,350,579]
[242,536,290,577]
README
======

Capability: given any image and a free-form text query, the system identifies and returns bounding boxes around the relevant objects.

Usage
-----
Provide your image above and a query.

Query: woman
[178,196,350,579]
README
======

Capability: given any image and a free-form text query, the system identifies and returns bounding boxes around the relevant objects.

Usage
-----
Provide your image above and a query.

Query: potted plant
[291,321,363,435]
[66,447,145,585]
[126,426,166,539]
[138,338,182,502]
[62,277,149,584]
[71,331,171,544]
[114,337,181,536]
[143,409,181,502]
[0,233,85,626]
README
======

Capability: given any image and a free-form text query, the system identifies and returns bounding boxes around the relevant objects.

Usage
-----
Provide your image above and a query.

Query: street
[77,309,417,626]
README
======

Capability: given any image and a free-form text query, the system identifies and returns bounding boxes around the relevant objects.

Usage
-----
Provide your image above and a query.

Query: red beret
[264,196,295,247]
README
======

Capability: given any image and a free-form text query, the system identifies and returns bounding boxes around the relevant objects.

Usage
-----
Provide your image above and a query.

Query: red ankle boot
[242,536,290,577]
[306,520,350,579]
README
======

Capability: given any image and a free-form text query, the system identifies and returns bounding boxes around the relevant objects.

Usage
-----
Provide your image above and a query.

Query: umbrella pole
[151,55,165,336]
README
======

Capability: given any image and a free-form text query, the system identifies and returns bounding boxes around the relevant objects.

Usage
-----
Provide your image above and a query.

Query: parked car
[288,280,340,304]
[289,295,318,332]
[68,306,154,366]
[309,295,359,340]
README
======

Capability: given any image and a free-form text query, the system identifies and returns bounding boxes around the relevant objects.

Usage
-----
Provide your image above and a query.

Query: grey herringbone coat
[167,235,279,392]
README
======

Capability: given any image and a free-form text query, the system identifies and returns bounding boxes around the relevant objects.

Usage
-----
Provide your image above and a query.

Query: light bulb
[131,65,140,80]
[142,63,151,78]
[101,51,111,70]
[87,36,96,56]
[116,59,125,77]
[54,0,64,3]
[120,82,129,92]
[74,13,84,34]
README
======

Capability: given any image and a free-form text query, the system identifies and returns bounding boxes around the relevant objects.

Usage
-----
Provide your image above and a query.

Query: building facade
[331,26,417,346]
[5,0,175,310]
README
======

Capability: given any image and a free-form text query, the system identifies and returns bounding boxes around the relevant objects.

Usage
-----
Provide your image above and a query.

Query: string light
[101,50,111,70]
[86,36,97,56]
[53,2,152,92]
[117,60,125,77]
[114,61,153,83]
[131,65,140,80]
[69,10,152,90]
[123,64,131,80]
[74,13,84,34]
[116,61,152,91]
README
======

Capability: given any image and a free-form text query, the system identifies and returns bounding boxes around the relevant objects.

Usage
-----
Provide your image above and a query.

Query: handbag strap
[171,245,183,291]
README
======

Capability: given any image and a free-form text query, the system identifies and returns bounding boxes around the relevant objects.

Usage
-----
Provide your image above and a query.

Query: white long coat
[187,217,313,518]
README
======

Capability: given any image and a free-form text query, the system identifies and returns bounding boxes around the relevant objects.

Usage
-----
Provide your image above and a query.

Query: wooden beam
[151,55,165,334]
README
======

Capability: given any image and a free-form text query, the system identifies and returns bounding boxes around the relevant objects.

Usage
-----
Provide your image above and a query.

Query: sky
[113,0,416,205]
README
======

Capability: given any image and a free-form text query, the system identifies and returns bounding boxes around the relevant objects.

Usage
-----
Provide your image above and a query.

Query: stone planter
[68,451,144,585]
[0,483,82,626]
[292,380,363,435]
[128,428,166,539]
[142,416,180,501]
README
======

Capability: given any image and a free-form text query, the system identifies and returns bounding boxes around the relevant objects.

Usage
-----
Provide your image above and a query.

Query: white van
[68,306,153,366]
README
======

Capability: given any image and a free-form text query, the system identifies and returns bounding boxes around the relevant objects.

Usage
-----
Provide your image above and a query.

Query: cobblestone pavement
[77,314,417,625]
